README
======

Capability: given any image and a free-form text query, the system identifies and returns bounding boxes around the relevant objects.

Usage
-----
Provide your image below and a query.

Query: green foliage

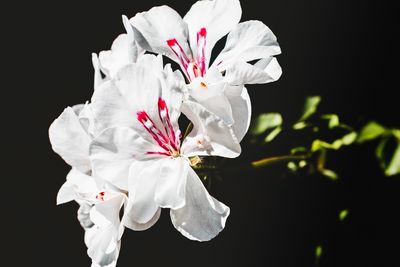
[357,121,387,143]
[339,209,349,221]
[251,113,282,135]
[249,96,399,178]
[321,114,340,128]
[376,135,400,176]
[315,245,323,263]
[264,126,282,143]
[300,96,321,121]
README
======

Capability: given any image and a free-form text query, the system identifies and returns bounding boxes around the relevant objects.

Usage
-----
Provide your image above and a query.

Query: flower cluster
[49,0,281,266]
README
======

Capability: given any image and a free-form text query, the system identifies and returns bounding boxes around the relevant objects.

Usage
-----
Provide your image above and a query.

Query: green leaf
[300,96,321,121]
[264,126,282,142]
[357,121,387,143]
[293,121,308,130]
[315,245,323,262]
[287,161,298,172]
[311,131,357,151]
[291,146,308,154]
[251,113,282,135]
[339,209,349,221]
[320,169,339,181]
[376,136,400,176]
[392,129,400,140]
[321,114,340,128]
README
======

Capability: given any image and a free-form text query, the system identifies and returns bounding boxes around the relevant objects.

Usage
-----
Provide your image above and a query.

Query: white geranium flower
[89,59,232,241]
[49,104,136,266]
[57,168,127,267]
[129,0,282,141]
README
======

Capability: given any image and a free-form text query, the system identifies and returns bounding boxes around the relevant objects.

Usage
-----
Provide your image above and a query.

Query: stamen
[196,27,207,77]
[96,191,105,201]
[167,38,191,78]
[158,98,179,151]
[138,98,181,157]
[200,82,208,89]
[137,111,169,152]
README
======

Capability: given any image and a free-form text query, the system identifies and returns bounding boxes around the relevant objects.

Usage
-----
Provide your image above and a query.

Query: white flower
[89,60,231,241]
[49,104,129,266]
[129,0,282,141]
[57,169,127,267]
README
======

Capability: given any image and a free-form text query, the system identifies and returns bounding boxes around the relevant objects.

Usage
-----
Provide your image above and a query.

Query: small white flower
[129,0,282,141]
[89,61,232,241]
[49,103,129,266]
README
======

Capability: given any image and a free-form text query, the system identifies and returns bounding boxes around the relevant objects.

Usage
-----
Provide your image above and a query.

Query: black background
[4,0,399,266]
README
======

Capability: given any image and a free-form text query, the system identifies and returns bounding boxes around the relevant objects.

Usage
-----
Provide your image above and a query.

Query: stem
[251,154,309,168]
[182,122,193,141]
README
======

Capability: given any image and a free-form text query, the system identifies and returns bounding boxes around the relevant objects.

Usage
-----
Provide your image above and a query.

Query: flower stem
[251,154,309,168]
[182,122,193,141]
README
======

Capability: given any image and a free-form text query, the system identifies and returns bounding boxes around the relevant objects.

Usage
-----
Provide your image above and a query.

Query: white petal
[85,224,120,267]
[125,159,163,225]
[98,34,137,78]
[90,193,126,230]
[170,167,230,241]
[183,0,242,67]
[78,103,96,138]
[130,5,190,62]
[213,20,281,70]
[181,99,241,158]
[92,53,105,90]
[154,157,189,209]
[49,107,91,173]
[225,86,252,141]
[188,66,225,102]
[90,64,159,135]
[225,57,282,85]
[77,202,94,230]
[122,205,161,232]
[56,168,97,205]
[85,193,125,266]
[90,127,156,190]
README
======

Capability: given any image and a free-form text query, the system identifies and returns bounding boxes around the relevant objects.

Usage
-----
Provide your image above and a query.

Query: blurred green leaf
[321,114,340,128]
[287,161,298,172]
[311,132,357,151]
[315,245,323,263]
[357,121,387,143]
[320,169,339,180]
[376,136,400,176]
[293,121,308,130]
[291,146,308,154]
[264,126,282,142]
[392,129,400,140]
[300,96,321,121]
[339,209,349,221]
[251,113,282,135]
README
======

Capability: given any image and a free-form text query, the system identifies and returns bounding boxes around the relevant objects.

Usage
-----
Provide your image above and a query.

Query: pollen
[200,82,208,89]
[96,191,105,201]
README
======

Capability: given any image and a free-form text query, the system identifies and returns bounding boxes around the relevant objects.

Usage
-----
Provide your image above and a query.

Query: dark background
[4,0,399,266]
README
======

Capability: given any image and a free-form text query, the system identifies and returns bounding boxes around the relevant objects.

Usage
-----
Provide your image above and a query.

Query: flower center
[96,191,105,201]
[167,27,207,82]
[137,98,181,157]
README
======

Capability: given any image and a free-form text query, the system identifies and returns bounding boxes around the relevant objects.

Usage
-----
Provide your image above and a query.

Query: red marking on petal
[137,111,149,123]
[158,98,167,110]
[196,27,207,77]
[167,38,177,47]
[199,27,207,37]
[96,191,105,201]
